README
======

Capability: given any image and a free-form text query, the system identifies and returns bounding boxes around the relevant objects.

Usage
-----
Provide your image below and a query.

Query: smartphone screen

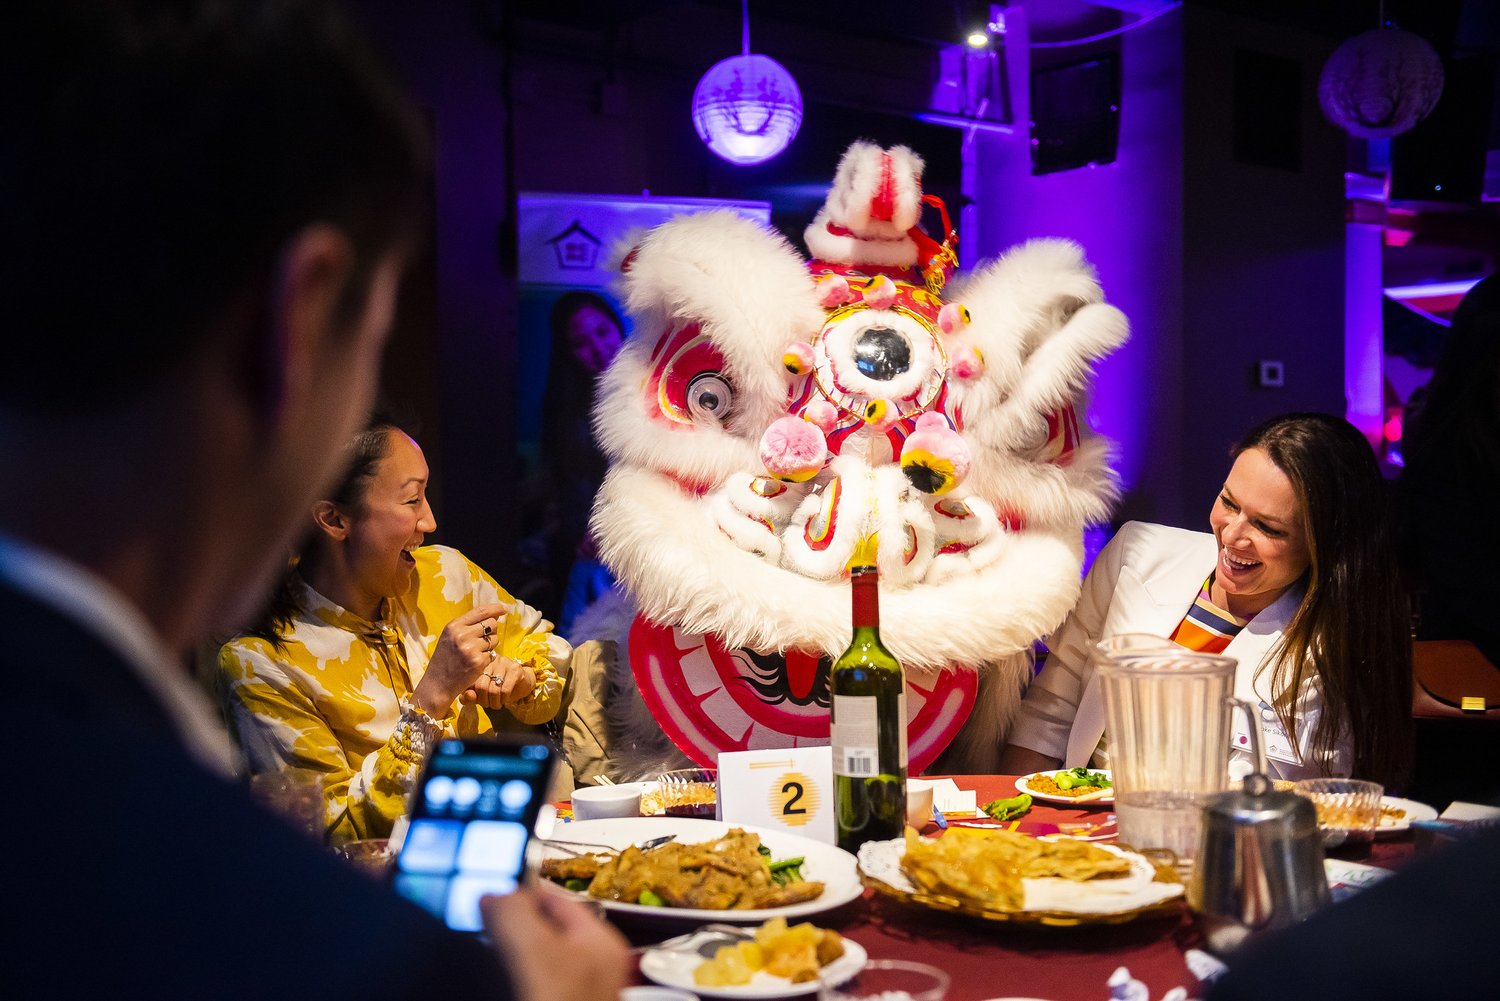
[390,736,555,933]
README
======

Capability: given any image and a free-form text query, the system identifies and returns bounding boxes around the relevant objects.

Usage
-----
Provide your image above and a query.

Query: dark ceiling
[505,0,1499,284]
[508,0,1498,56]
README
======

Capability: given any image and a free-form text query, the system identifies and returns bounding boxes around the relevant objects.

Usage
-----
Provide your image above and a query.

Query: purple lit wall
[1345,222,1385,442]
[967,6,1348,528]
[969,9,1186,525]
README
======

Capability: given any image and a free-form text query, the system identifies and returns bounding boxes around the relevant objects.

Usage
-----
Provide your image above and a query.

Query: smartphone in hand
[389,735,556,932]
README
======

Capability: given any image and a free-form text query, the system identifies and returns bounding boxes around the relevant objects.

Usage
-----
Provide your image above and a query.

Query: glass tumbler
[656,767,718,819]
[819,959,949,1001]
[1293,778,1383,858]
[249,770,326,843]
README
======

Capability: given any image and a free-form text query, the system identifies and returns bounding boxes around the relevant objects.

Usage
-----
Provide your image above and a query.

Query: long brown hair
[1235,413,1412,788]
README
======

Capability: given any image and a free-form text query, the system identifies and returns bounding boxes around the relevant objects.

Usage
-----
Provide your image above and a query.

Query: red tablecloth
[607,775,1416,1001]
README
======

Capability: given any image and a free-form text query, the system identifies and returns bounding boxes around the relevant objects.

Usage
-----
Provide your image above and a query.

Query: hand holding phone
[390,736,555,933]
[481,885,631,1001]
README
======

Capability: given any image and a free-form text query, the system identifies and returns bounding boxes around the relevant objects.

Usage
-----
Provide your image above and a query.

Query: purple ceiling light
[691,1,802,165]
[1317,24,1444,139]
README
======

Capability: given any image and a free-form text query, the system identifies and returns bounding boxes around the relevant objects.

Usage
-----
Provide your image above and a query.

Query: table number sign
[717,746,834,844]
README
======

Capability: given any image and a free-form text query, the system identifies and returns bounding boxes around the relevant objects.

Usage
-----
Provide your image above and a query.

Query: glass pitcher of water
[1095,634,1265,865]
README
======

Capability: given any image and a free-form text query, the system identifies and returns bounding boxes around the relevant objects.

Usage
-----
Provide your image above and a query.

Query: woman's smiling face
[1208,446,1311,618]
[343,430,436,608]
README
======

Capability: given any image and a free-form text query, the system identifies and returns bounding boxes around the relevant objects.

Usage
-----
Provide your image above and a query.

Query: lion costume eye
[686,373,734,423]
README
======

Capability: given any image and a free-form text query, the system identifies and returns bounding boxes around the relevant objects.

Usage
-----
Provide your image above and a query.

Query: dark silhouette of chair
[1409,640,1500,809]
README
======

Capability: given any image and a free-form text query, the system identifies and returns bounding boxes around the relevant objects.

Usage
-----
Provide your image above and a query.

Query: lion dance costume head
[585,141,1128,777]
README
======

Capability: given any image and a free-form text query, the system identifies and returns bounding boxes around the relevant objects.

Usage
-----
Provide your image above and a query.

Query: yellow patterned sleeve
[217,639,428,843]
[463,556,569,726]
[494,601,567,725]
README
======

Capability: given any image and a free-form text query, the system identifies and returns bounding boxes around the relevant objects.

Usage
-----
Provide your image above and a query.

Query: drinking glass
[1096,634,1244,864]
[656,768,718,819]
[332,838,393,879]
[819,959,949,1001]
[249,771,326,843]
[1293,778,1383,858]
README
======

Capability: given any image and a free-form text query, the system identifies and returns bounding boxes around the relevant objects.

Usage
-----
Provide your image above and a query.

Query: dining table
[573,774,1419,1001]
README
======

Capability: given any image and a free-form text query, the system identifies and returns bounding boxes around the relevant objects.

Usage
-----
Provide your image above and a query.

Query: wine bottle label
[830,694,879,778]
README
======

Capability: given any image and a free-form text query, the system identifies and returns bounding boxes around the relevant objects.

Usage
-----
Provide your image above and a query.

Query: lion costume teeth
[581,141,1129,778]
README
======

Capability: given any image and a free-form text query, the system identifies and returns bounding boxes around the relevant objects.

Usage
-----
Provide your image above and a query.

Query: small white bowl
[571,783,644,821]
[619,988,699,1001]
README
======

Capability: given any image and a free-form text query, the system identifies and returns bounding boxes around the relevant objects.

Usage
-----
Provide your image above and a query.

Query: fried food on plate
[540,827,825,910]
[900,826,1130,911]
[693,916,845,987]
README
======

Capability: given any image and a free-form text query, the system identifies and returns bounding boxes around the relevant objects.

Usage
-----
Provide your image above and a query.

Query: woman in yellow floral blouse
[218,420,567,844]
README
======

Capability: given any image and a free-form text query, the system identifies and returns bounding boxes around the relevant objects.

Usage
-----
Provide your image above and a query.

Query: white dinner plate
[540,817,862,923]
[1378,795,1437,836]
[1014,770,1115,806]
[639,932,867,999]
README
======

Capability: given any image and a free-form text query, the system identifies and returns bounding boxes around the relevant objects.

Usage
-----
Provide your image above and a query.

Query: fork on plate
[541,834,677,857]
[631,923,755,957]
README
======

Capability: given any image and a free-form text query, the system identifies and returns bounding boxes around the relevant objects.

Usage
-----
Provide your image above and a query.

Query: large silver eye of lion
[686,372,734,424]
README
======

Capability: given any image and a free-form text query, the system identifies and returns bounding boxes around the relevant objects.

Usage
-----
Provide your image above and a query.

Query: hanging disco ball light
[691,53,803,166]
[1317,26,1444,139]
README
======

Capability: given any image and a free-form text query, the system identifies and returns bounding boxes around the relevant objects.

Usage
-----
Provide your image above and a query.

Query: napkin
[911,778,977,816]
[1440,801,1500,821]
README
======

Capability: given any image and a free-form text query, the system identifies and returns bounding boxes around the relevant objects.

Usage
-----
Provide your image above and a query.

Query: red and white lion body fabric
[579,142,1128,778]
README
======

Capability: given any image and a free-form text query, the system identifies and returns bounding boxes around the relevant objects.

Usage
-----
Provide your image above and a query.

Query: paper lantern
[1317,27,1444,139]
[692,54,803,166]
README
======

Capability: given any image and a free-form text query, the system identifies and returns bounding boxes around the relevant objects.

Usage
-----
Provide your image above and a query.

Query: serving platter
[856,836,1184,927]
[539,817,861,923]
[639,933,867,999]
[1014,770,1114,806]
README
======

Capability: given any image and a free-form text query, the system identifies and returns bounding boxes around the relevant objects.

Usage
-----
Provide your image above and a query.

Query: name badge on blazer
[1231,700,1301,765]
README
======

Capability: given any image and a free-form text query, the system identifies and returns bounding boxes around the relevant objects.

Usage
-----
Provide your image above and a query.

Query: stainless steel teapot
[1187,771,1330,954]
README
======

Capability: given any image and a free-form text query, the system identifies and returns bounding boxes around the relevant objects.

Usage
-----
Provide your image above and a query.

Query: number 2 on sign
[768,771,821,828]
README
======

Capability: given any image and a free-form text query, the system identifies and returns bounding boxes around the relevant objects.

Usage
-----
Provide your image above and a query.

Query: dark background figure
[1,1,627,997]
[537,290,623,630]
[1397,272,1500,808]
[1400,272,1500,663]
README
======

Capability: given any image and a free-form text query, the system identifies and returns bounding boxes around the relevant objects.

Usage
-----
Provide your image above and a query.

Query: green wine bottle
[830,563,908,855]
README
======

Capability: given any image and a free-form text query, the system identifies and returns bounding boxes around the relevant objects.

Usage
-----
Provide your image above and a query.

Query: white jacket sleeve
[1005,523,1136,759]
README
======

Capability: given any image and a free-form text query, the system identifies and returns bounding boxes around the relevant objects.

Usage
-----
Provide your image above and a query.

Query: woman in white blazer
[1001,414,1411,787]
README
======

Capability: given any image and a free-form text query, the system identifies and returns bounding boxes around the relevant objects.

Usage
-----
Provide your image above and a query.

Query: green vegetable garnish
[1054,767,1110,790]
[562,878,589,892]
[637,889,666,906]
[981,793,1033,821]
[768,855,805,885]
